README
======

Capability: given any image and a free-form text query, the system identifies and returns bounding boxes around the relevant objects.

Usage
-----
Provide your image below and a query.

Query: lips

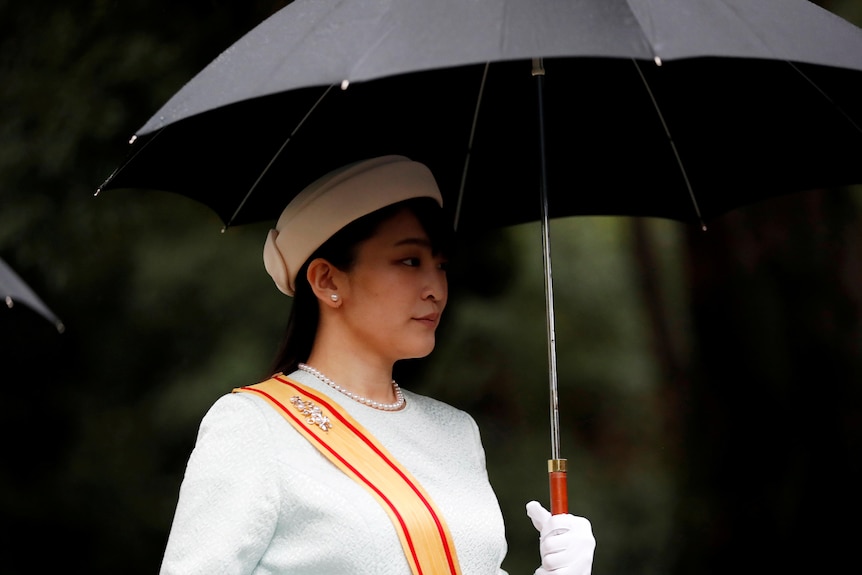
[414,312,439,326]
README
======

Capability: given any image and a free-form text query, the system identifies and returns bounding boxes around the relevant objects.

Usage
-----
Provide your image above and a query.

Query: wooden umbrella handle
[548,459,568,515]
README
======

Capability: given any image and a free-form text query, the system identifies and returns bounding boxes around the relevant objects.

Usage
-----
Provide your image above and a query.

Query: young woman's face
[337,207,448,363]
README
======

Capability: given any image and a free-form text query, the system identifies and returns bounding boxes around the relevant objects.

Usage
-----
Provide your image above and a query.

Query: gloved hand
[526,500,595,575]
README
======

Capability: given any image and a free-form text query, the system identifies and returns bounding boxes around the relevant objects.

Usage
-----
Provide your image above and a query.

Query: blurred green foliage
[1,1,860,574]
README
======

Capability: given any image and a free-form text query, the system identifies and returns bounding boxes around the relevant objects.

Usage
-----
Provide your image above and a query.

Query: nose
[423,268,447,304]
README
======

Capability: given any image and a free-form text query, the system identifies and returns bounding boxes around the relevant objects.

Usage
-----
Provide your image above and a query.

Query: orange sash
[233,375,462,575]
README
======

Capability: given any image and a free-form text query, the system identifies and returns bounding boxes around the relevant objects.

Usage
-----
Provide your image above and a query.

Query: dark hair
[269,196,452,375]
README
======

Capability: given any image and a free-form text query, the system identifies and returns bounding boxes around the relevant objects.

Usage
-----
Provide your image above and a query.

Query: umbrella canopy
[97,0,862,513]
[0,258,64,333]
[99,0,862,232]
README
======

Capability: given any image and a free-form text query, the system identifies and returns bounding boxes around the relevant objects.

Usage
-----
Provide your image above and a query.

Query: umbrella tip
[129,134,137,144]
[654,56,662,66]
[341,79,349,90]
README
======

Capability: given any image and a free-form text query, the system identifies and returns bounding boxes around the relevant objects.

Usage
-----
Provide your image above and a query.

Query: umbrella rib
[95,127,167,197]
[788,61,862,136]
[632,59,707,230]
[225,84,337,229]
[453,63,490,232]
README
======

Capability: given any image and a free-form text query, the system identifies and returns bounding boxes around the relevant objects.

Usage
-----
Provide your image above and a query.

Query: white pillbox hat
[263,155,443,296]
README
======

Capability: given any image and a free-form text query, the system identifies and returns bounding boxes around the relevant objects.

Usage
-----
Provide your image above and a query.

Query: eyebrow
[393,237,433,248]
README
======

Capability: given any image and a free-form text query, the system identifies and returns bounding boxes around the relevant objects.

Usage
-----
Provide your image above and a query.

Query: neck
[303,351,397,404]
[298,362,404,411]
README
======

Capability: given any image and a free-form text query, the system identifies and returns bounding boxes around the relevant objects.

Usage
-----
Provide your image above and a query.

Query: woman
[159,156,595,574]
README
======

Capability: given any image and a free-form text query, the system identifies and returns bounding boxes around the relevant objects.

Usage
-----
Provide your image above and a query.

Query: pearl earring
[330,294,339,302]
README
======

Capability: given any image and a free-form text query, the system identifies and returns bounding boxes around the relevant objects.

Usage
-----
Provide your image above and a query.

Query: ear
[306,258,342,307]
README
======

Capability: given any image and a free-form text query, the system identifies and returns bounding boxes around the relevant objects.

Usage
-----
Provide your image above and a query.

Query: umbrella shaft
[535,60,568,516]
[541,187,561,461]
[537,66,567,514]
[534,64,562,461]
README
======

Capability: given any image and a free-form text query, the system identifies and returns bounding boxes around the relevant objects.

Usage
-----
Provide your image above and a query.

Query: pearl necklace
[298,363,406,411]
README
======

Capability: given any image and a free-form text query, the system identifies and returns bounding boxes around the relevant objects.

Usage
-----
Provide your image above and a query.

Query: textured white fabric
[160,369,509,575]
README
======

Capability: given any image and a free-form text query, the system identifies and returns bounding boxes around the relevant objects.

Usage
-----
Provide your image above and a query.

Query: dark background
[1,1,860,573]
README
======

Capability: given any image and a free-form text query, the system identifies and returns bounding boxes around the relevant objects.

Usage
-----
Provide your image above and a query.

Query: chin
[403,339,436,360]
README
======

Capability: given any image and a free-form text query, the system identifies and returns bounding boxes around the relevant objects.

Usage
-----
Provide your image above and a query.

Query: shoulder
[394,389,488,469]
[185,387,318,480]
[401,387,464,413]
[401,389,480,432]
[202,388,273,424]
[194,388,290,446]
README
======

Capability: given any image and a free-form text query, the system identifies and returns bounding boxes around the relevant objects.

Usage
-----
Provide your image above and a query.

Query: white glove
[526,500,595,575]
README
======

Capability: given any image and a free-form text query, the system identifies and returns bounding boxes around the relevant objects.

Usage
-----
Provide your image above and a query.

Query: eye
[401,257,421,267]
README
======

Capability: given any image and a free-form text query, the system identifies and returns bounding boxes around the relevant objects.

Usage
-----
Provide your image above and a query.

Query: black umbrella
[97,0,862,513]
[0,258,64,333]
